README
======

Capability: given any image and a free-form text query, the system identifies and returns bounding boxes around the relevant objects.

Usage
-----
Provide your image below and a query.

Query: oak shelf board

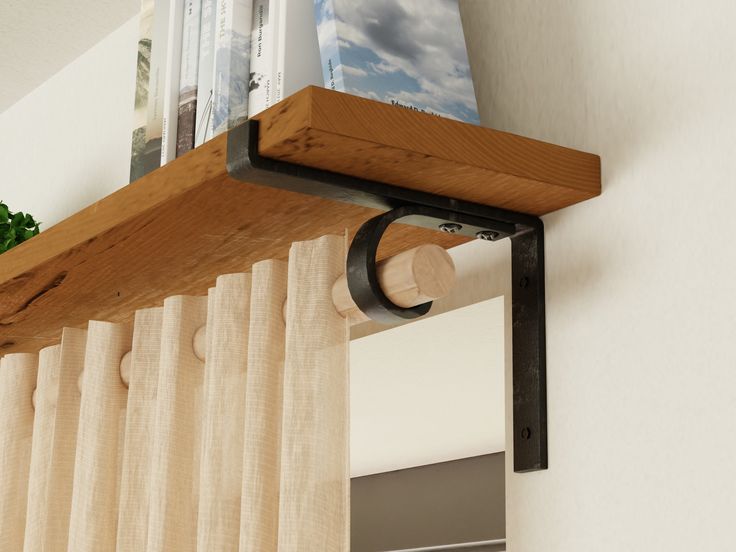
[0,87,600,354]
[258,87,600,215]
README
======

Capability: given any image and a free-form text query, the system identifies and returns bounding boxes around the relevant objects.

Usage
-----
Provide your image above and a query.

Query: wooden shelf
[0,86,600,354]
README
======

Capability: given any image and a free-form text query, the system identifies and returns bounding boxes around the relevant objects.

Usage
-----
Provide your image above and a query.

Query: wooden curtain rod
[331,244,455,325]
[36,243,455,400]
[191,244,456,361]
[53,244,455,396]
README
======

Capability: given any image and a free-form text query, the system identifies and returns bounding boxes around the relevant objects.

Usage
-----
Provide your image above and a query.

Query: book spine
[194,0,217,146]
[212,0,253,136]
[269,0,280,106]
[278,0,322,99]
[143,0,171,175]
[160,0,185,165]
[176,0,203,157]
[129,0,156,182]
[273,0,287,104]
[247,0,275,116]
[313,0,345,92]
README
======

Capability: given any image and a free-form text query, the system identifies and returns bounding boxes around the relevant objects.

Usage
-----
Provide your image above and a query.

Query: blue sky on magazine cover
[314,0,480,124]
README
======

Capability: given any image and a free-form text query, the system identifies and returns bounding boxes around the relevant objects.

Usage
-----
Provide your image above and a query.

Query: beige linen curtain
[0,235,349,552]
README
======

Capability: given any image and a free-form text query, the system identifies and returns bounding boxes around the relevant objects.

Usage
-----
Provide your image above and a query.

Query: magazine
[313,0,480,124]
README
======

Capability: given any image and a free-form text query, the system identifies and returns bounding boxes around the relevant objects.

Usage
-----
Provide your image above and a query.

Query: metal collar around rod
[226,119,547,473]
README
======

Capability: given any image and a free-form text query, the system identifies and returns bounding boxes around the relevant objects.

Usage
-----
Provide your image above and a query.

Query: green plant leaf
[0,204,40,254]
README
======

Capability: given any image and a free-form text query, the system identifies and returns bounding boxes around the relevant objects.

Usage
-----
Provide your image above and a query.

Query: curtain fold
[117,307,164,552]
[240,260,288,551]
[0,353,38,551]
[0,234,350,552]
[279,235,350,551]
[199,273,251,550]
[68,321,132,550]
[147,294,208,551]
[23,345,60,551]
[44,327,87,551]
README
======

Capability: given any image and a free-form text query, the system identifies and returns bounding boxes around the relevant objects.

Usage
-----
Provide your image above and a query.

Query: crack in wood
[0,271,68,326]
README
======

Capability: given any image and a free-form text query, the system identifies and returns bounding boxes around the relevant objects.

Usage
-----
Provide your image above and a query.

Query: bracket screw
[521,427,532,440]
[476,230,501,241]
[439,222,462,234]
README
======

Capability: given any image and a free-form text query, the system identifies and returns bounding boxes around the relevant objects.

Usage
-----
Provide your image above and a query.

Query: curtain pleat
[44,327,87,551]
[117,307,163,551]
[198,274,251,551]
[240,260,288,552]
[279,234,350,551]
[1,235,350,552]
[23,345,61,551]
[147,295,208,552]
[0,353,38,550]
[67,321,132,550]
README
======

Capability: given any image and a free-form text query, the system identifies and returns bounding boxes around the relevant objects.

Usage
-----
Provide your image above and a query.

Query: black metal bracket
[227,119,547,473]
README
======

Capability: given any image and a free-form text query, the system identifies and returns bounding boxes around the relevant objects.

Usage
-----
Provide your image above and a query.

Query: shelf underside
[0,87,600,354]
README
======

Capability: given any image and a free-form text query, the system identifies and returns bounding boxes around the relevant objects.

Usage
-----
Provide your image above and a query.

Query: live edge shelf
[0,86,600,356]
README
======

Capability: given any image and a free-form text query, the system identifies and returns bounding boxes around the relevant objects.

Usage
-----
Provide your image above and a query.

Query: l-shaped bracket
[227,119,547,472]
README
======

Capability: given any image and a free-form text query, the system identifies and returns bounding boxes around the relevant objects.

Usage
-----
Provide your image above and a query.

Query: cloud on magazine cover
[332,0,477,116]
[342,65,368,77]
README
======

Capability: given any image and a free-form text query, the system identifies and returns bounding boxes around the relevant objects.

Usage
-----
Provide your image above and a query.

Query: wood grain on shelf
[0,87,600,354]
[258,87,600,216]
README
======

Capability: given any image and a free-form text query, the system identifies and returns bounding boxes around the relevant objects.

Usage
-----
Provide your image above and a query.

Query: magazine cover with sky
[314,0,479,124]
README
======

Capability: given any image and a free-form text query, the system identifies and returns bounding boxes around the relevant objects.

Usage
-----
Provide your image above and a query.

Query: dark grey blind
[351,453,505,552]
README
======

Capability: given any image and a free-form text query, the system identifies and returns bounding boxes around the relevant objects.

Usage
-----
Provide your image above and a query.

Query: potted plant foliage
[0,201,40,254]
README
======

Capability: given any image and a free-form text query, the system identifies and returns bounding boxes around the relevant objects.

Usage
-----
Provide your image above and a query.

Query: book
[247,0,277,116]
[160,0,185,164]
[195,0,217,146]
[142,0,173,177]
[274,0,285,103]
[176,0,203,157]
[161,0,185,165]
[211,0,253,136]
[273,0,322,103]
[129,0,155,182]
[313,0,480,124]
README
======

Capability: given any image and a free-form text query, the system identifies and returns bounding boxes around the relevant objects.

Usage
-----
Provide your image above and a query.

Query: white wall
[351,295,506,477]
[459,1,736,550]
[0,0,138,111]
[3,1,736,550]
[0,17,138,227]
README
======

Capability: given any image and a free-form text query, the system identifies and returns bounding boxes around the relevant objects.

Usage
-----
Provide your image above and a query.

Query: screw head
[521,427,532,440]
[439,222,462,234]
[519,276,529,289]
[476,230,501,241]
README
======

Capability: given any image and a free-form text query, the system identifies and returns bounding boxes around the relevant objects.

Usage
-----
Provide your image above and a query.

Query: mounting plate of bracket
[227,119,548,473]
